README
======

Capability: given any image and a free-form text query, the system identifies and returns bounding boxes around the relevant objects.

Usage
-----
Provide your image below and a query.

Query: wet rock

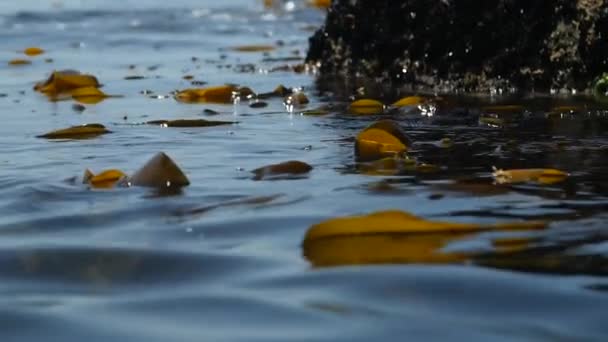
[306,0,608,94]
[130,152,190,188]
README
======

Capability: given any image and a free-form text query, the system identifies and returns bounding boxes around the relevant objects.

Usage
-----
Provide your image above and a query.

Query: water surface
[1,1,607,341]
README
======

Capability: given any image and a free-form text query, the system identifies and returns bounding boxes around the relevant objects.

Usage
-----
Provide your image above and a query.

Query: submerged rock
[306,0,608,94]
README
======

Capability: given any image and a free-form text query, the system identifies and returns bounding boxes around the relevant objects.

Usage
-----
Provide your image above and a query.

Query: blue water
[1,1,607,341]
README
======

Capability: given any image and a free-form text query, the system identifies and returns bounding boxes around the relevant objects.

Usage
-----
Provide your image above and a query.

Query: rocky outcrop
[306,0,608,94]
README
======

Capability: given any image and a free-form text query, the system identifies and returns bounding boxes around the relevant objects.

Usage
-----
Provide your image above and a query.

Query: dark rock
[130,152,190,188]
[306,0,608,94]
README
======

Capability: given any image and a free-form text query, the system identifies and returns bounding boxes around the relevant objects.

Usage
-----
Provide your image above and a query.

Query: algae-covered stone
[307,0,608,93]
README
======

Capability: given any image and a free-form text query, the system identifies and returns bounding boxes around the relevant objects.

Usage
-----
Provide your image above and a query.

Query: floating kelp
[174,85,238,104]
[70,86,117,104]
[252,160,313,180]
[30,72,106,105]
[34,70,101,97]
[355,120,411,162]
[231,44,276,52]
[392,96,424,108]
[83,169,128,189]
[23,47,44,56]
[130,152,190,188]
[147,119,237,127]
[303,210,547,267]
[349,99,384,115]
[492,167,569,185]
[307,0,331,9]
[37,123,111,139]
[304,230,543,268]
[8,59,31,66]
[304,232,469,266]
[304,210,547,241]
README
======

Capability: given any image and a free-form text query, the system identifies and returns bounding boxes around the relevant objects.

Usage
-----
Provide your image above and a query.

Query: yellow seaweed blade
[307,0,331,9]
[23,47,45,56]
[303,233,468,267]
[87,169,127,189]
[38,124,110,139]
[305,210,481,242]
[130,152,190,188]
[174,85,237,104]
[9,59,31,66]
[231,44,276,52]
[538,169,569,184]
[493,168,568,184]
[304,210,547,242]
[34,71,101,96]
[252,160,313,180]
[303,209,547,267]
[355,120,410,162]
[70,86,109,104]
[392,96,424,107]
[349,99,384,115]
[366,120,412,145]
[493,168,544,184]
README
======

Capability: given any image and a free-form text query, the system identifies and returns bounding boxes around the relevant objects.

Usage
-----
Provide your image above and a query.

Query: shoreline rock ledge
[306,0,608,95]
